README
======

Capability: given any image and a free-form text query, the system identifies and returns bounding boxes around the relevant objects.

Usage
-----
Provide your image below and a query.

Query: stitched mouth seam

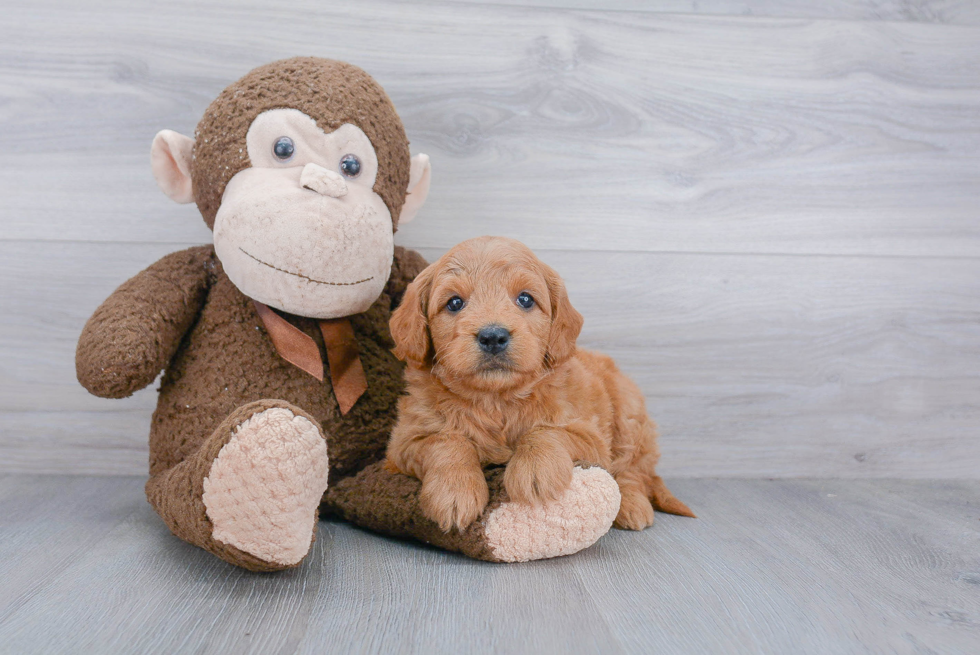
[238,248,373,286]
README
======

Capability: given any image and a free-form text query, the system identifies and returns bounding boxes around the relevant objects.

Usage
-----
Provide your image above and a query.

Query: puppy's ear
[543,263,584,369]
[390,264,436,366]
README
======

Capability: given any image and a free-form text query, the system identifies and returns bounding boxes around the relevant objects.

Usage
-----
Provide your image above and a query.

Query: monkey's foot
[324,462,620,564]
[482,465,621,563]
[202,407,329,567]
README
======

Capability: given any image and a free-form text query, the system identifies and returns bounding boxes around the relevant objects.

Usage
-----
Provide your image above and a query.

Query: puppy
[386,236,694,532]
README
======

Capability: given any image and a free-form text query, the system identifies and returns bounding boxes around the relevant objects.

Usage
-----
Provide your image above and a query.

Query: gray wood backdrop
[1,0,978,477]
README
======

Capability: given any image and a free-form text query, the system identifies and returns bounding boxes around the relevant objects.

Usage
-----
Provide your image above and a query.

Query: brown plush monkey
[76,58,623,570]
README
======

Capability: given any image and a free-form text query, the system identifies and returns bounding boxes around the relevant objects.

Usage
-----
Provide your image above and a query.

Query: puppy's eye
[446,296,465,313]
[516,292,535,309]
[273,136,295,161]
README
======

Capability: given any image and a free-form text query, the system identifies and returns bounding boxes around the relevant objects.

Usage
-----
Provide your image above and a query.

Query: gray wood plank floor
[1,476,977,654]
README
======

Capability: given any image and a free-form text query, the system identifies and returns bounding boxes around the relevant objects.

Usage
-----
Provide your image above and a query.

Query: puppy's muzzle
[477,325,510,355]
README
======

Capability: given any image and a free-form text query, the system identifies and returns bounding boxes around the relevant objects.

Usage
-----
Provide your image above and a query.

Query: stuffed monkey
[76,58,623,571]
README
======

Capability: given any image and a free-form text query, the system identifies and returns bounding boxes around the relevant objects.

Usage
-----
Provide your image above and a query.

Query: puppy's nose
[477,325,510,355]
[301,162,348,198]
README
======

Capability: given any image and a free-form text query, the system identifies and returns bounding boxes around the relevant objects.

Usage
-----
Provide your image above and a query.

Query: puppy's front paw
[504,443,573,506]
[420,468,490,532]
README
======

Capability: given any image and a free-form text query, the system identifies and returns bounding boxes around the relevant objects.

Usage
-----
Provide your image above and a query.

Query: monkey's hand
[75,245,212,399]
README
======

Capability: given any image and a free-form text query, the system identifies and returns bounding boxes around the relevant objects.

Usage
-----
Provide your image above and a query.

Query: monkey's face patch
[213,109,394,319]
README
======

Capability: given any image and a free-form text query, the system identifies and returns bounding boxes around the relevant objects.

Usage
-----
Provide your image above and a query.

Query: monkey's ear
[389,264,436,366]
[150,130,195,204]
[398,153,431,225]
[543,263,584,369]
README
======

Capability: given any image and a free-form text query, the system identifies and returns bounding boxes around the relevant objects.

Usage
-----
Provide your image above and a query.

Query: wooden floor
[1,476,977,654]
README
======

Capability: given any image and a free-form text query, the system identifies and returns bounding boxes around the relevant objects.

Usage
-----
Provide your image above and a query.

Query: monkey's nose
[301,163,348,198]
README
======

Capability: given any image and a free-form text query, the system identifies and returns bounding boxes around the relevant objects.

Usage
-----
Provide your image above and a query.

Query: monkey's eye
[339,154,361,178]
[516,292,535,309]
[273,136,295,161]
[446,296,465,313]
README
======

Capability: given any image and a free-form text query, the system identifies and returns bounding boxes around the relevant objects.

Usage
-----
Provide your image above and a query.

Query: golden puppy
[386,236,694,533]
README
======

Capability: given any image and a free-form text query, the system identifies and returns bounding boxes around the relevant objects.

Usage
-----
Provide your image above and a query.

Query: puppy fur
[386,236,694,532]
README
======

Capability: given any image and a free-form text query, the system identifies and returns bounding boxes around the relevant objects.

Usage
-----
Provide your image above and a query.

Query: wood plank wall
[1,0,977,477]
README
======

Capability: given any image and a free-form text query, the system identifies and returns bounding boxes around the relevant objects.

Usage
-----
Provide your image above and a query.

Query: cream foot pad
[203,407,329,566]
[484,466,622,563]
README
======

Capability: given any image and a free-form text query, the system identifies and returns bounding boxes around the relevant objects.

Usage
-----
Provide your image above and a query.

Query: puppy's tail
[649,476,696,518]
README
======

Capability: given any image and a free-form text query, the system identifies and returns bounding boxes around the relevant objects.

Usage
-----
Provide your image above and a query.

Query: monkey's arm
[386,246,428,310]
[76,245,213,399]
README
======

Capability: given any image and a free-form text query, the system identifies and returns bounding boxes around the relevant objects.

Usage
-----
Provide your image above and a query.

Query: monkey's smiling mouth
[238,248,373,287]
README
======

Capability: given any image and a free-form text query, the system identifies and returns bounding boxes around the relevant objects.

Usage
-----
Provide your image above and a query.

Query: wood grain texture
[0,476,145,616]
[2,241,977,477]
[441,0,980,25]
[0,1,978,255]
[1,476,978,654]
[1,0,978,477]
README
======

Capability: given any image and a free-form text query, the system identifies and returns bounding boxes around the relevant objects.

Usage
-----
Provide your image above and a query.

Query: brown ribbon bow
[253,301,368,415]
